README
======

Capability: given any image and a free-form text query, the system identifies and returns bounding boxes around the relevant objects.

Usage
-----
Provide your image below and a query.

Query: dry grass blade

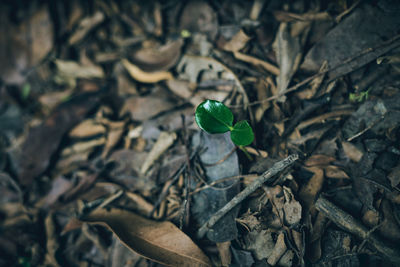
[80,208,211,267]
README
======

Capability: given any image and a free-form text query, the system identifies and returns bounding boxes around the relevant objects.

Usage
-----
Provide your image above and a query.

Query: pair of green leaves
[195,100,254,146]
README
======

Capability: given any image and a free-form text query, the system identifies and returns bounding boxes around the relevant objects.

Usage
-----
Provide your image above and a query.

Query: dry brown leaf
[80,208,211,267]
[221,30,251,52]
[379,199,400,241]
[233,51,280,76]
[176,55,249,108]
[298,167,324,212]
[296,61,328,99]
[0,5,53,84]
[54,59,104,87]
[324,165,349,179]
[388,165,400,187]
[131,39,183,71]
[282,186,302,226]
[141,131,177,174]
[122,59,173,83]
[267,232,287,265]
[342,141,364,163]
[297,109,353,130]
[273,22,303,102]
[165,79,194,99]
[304,154,335,167]
[121,96,176,121]
[216,241,231,266]
[69,119,106,138]
[101,121,125,158]
[68,11,105,45]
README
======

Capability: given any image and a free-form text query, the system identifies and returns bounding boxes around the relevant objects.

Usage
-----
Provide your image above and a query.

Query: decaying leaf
[80,207,211,267]
[324,165,349,179]
[267,232,287,266]
[141,131,177,174]
[273,22,303,102]
[221,30,251,52]
[54,59,104,87]
[242,230,275,260]
[68,11,105,45]
[131,39,183,71]
[0,5,53,84]
[15,93,100,186]
[342,141,364,163]
[121,96,176,121]
[176,55,249,107]
[122,59,173,83]
[179,0,218,40]
[298,167,324,212]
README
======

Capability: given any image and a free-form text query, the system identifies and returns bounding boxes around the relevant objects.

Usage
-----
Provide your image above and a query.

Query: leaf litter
[1,1,400,266]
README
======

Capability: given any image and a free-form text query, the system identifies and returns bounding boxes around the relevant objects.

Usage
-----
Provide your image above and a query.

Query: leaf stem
[238,145,253,161]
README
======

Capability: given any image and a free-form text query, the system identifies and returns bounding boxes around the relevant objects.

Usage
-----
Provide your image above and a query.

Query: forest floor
[1,0,400,266]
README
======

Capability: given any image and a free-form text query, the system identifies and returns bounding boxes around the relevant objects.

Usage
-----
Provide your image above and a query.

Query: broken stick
[315,196,400,263]
[197,154,299,239]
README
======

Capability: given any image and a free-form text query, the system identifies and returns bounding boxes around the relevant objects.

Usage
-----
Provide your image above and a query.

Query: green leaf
[195,100,233,133]
[230,120,254,146]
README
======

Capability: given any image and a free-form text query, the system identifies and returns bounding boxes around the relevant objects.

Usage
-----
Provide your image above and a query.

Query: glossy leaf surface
[195,100,233,133]
[230,120,254,146]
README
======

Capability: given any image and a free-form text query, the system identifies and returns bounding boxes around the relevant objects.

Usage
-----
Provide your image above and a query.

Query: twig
[315,196,400,263]
[228,33,400,109]
[196,154,299,239]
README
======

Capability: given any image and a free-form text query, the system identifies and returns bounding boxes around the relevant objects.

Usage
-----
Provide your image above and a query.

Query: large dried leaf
[14,92,100,186]
[179,0,218,40]
[131,39,183,71]
[0,5,53,84]
[80,208,211,267]
[121,96,176,121]
[273,23,303,102]
[122,59,173,83]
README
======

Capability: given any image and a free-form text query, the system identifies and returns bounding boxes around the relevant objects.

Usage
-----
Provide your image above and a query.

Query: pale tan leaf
[80,208,211,267]
[131,39,183,71]
[221,30,251,52]
[342,141,363,162]
[298,167,324,212]
[69,119,106,138]
[324,165,350,179]
[304,154,335,167]
[122,59,173,83]
[141,131,177,174]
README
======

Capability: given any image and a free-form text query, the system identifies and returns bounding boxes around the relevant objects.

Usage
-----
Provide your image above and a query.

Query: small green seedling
[195,99,255,155]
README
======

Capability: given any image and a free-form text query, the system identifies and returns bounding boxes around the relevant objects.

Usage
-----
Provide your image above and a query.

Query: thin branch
[196,154,299,239]
[315,196,400,263]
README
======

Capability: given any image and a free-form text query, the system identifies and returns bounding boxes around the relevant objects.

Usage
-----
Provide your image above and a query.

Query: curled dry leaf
[298,167,324,212]
[341,141,363,162]
[273,23,303,102]
[179,0,218,40]
[177,55,249,107]
[68,11,105,45]
[324,165,349,179]
[0,5,53,84]
[267,232,287,266]
[122,59,173,83]
[221,30,251,52]
[54,59,104,87]
[131,39,183,71]
[69,119,106,138]
[121,96,176,121]
[141,131,177,174]
[80,207,211,267]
